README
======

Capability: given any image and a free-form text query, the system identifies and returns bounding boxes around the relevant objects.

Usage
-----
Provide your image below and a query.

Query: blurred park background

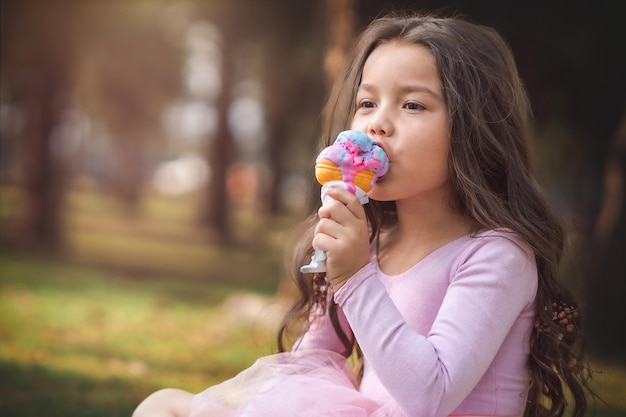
[0,0,624,415]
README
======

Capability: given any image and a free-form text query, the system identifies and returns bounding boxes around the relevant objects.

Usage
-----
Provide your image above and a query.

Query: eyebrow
[358,82,443,101]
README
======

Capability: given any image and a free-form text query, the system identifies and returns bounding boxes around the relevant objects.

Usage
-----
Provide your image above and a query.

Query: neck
[377,191,475,275]
[394,191,473,241]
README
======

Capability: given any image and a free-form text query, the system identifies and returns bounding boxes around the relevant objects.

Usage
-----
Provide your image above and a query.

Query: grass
[0,184,625,416]
[0,183,294,416]
[0,252,287,416]
[0,250,278,400]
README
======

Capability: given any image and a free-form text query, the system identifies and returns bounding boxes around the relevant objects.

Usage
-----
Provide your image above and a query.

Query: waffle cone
[315,160,376,192]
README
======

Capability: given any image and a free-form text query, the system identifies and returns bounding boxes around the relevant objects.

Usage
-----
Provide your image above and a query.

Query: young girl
[133,13,595,417]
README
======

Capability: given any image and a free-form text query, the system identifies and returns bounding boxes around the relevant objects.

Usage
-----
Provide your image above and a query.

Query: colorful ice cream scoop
[300,130,389,274]
[314,130,389,193]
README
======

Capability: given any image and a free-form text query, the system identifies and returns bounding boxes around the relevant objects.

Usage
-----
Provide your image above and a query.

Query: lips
[372,140,386,153]
[374,165,388,183]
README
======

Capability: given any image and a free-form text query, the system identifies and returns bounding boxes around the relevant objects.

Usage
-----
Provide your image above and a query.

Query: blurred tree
[202,17,235,241]
[323,0,357,91]
[585,109,626,362]
[257,0,327,215]
[193,0,328,238]
[0,1,76,250]
[300,0,358,212]
[185,2,239,241]
[74,2,183,211]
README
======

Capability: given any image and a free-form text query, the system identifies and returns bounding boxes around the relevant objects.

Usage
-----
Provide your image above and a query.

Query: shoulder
[451,228,538,295]
[433,228,535,268]
[464,228,534,261]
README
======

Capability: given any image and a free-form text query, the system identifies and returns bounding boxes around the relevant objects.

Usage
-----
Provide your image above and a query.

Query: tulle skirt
[189,349,403,417]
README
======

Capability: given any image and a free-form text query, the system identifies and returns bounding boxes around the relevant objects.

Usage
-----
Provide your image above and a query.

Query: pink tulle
[189,349,403,417]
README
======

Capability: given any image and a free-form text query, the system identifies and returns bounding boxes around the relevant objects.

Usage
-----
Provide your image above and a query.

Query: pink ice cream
[315,130,389,193]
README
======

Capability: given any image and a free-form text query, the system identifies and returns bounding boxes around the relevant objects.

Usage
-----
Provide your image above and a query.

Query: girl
[133,13,595,417]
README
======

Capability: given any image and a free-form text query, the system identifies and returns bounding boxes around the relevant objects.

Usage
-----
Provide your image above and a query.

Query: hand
[313,187,371,290]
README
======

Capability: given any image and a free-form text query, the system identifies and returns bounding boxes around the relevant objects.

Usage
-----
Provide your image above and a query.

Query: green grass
[0,184,625,416]
[0,184,293,416]
[0,251,287,416]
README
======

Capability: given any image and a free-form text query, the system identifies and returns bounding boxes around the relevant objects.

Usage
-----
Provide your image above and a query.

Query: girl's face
[351,41,451,207]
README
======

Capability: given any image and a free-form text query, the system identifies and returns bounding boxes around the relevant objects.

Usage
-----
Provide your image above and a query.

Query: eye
[358,100,376,109]
[405,102,425,111]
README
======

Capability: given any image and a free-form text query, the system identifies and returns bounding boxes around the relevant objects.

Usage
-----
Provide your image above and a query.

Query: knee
[132,388,193,417]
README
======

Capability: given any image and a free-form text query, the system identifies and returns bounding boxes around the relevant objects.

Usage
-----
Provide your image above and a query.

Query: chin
[368,189,391,202]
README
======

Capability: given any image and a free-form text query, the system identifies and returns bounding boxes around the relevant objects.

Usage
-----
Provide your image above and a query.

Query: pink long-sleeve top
[296,229,538,417]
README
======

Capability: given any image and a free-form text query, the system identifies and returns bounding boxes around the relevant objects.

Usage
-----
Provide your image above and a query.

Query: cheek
[429,159,452,187]
[350,117,366,132]
[414,138,450,182]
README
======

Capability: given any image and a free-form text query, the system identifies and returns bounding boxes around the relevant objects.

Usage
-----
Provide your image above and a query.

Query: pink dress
[190,230,537,417]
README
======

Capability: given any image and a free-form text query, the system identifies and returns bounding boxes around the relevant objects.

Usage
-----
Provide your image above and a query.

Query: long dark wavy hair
[277,12,597,417]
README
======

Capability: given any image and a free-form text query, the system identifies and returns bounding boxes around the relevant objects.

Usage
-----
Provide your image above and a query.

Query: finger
[317,200,353,228]
[315,217,344,240]
[317,203,333,220]
[315,210,369,256]
[325,188,367,220]
[311,226,337,252]
[321,199,366,230]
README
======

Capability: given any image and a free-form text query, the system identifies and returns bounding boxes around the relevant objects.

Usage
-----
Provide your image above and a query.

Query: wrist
[332,263,377,308]
[328,261,369,291]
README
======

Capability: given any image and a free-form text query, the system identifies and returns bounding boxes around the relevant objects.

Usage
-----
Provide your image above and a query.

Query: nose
[367,109,393,138]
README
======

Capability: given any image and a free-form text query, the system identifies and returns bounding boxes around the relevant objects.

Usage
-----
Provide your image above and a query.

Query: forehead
[361,41,442,93]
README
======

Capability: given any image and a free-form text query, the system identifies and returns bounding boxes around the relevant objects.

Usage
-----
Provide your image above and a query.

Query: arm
[294,292,354,354]
[334,236,537,417]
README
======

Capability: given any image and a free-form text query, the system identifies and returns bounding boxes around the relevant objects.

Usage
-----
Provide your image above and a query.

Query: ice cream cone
[315,160,377,192]
[300,130,389,274]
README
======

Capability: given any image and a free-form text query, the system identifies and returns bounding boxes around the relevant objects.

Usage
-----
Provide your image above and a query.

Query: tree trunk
[202,31,236,242]
[323,0,357,91]
[585,109,626,361]
[304,0,357,212]
[109,134,144,214]
[266,117,287,215]
[5,1,73,252]
[14,63,68,250]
